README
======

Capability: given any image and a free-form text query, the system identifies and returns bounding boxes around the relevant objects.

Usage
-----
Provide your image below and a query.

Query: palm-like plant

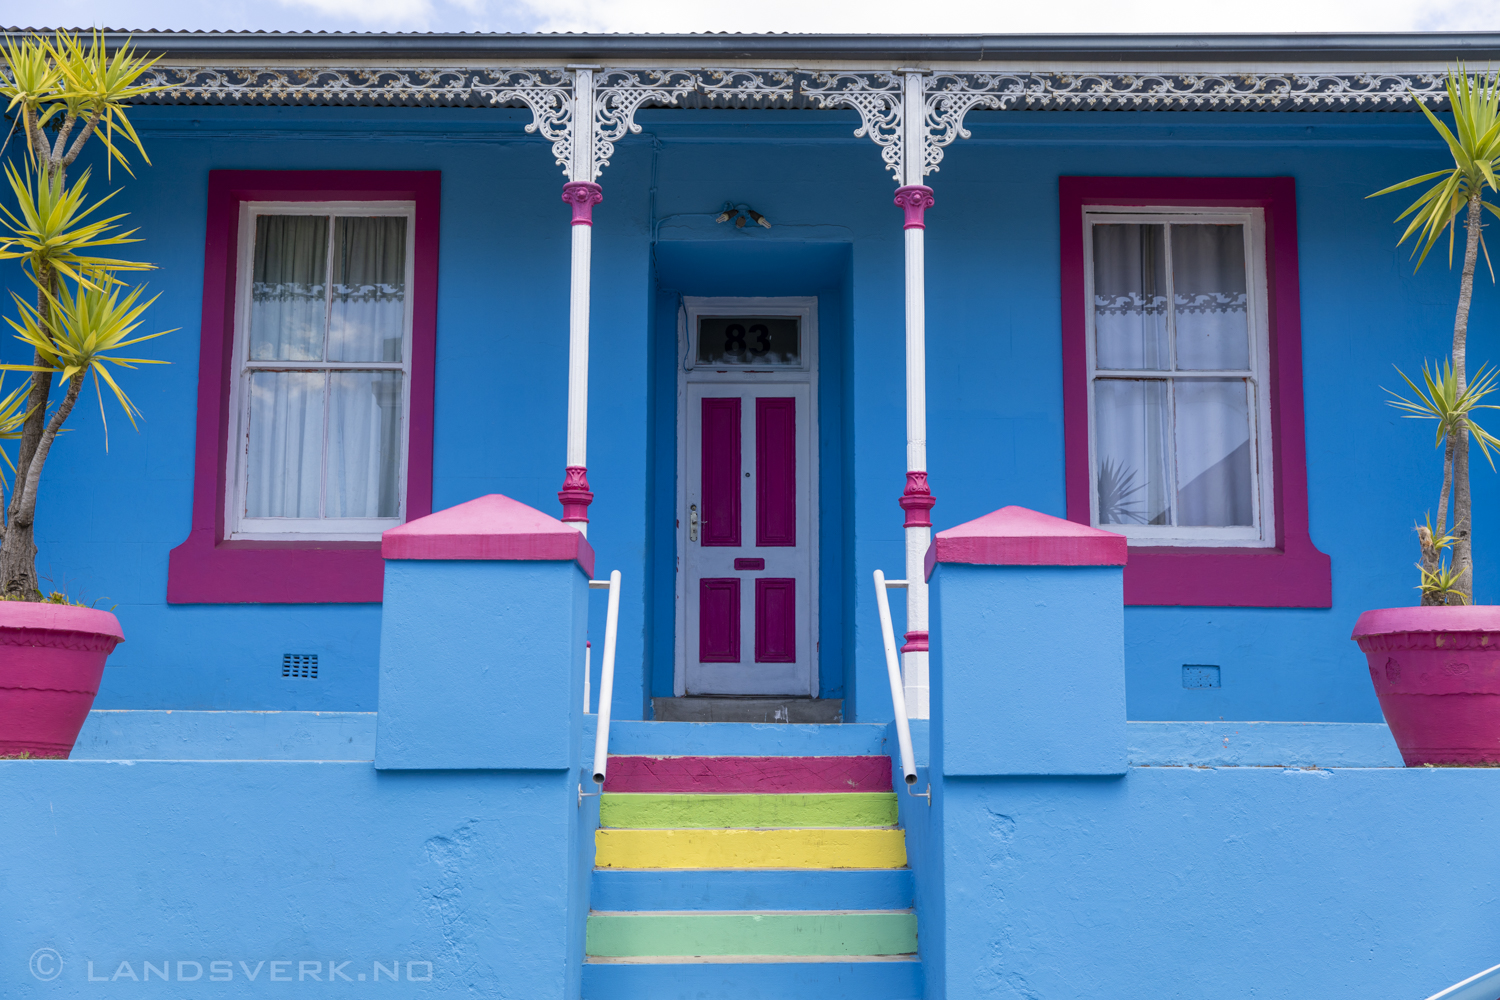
[1371,68,1500,604]
[0,31,166,599]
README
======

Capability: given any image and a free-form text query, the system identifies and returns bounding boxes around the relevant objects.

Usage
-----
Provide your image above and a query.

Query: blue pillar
[376,493,594,999]
[923,505,1128,1000]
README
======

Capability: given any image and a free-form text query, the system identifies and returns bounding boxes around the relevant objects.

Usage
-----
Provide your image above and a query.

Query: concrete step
[590,869,914,911]
[586,910,917,958]
[585,719,893,758]
[582,958,922,1000]
[595,828,908,869]
[601,792,899,829]
[652,697,843,724]
[603,756,893,794]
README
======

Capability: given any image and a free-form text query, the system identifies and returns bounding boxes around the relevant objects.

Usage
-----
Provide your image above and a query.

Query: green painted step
[600,793,899,829]
[585,911,918,958]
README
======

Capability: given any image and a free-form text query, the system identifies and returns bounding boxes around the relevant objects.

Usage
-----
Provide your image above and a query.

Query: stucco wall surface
[0,761,594,999]
[902,765,1500,1000]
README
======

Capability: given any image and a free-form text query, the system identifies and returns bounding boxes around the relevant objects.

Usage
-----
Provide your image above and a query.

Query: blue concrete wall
[1,761,594,999]
[11,104,1493,722]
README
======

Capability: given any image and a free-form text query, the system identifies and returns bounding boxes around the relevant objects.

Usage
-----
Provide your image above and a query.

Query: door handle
[689,504,699,543]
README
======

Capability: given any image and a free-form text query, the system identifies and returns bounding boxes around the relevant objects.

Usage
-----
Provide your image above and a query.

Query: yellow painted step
[594,828,907,869]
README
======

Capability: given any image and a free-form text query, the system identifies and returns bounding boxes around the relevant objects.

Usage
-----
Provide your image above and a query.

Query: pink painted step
[603,756,893,794]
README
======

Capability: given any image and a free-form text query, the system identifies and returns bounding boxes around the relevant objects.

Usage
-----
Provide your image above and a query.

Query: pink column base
[562,181,603,225]
[899,471,936,528]
[559,466,594,524]
[893,185,935,229]
[901,630,929,653]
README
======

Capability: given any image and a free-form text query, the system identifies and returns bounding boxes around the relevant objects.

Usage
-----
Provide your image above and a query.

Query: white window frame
[225,200,417,542]
[1083,206,1276,548]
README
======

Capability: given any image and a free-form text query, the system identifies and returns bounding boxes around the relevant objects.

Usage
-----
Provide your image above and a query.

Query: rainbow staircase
[582,745,921,1000]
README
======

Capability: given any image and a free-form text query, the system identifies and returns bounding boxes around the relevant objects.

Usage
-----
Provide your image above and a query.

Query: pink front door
[683,382,814,695]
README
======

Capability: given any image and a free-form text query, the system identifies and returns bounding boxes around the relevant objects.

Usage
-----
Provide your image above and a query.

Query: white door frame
[674,296,820,698]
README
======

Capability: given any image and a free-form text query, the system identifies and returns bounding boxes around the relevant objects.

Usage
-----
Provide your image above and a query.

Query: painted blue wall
[11,104,1490,722]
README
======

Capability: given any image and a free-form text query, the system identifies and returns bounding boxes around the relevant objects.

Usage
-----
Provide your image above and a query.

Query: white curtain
[249,216,327,361]
[1172,225,1249,371]
[329,217,407,363]
[246,371,323,517]
[1092,222,1254,528]
[326,371,403,517]
[244,214,406,522]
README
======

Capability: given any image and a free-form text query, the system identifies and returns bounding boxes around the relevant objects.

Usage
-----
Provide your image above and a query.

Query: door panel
[699,578,741,662]
[755,577,796,663]
[683,381,813,696]
[755,397,797,547]
[701,398,742,547]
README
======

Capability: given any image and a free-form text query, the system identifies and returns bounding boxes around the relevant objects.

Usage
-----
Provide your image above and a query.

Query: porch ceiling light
[716,202,771,229]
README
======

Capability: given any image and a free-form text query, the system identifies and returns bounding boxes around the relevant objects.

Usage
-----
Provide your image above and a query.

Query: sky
[10,0,1500,37]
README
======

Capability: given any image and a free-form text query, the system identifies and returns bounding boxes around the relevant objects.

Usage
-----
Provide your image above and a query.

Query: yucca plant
[1372,67,1500,604]
[0,30,167,600]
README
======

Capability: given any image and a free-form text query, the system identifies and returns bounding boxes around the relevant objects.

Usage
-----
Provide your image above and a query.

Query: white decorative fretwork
[132,63,1455,183]
[803,71,906,179]
[472,69,574,172]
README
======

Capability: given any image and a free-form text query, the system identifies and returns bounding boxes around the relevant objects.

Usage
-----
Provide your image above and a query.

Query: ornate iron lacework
[133,65,1453,180]
[134,65,1453,111]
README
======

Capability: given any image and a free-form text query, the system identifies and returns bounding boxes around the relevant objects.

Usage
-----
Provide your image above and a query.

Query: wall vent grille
[1182,664,1221,689]
[282,653,318,679]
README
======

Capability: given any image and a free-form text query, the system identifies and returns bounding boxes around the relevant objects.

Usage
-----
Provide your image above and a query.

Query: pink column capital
[893,185,935,230]
[562,181,603,226]
[901,630,929,653]
[899,471,936,528]
[558,466,594,523]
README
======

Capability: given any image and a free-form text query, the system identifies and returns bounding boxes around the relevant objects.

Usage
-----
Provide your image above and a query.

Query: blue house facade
[5,30,1500,1000]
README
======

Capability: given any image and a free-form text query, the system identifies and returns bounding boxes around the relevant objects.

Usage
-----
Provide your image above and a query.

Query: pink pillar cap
[925,505,1127,580]
[383,493,595,577]
[562,181,603,226]
[893,185,935,230]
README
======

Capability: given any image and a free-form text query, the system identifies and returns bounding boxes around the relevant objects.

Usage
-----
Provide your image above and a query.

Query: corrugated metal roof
[3,29,1500,64]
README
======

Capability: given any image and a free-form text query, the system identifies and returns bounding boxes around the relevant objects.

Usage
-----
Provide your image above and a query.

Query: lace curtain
[245,214,407,520]
[1092,222,1254,528]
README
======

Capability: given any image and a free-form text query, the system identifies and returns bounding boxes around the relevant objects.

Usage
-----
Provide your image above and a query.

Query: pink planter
[1352,605,1500,766]
[0,603,123,759]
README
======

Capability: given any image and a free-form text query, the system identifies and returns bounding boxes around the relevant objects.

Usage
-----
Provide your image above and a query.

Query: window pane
[329,217,408,363]
[246,371,324,517]
[250,216,328,361]
[1175,379,1253,526]
[1171,224,1249,370]
[1092,224,1168,370]
[697,317,801,366]
[1094,379,1172,526]
[326,372,404,518]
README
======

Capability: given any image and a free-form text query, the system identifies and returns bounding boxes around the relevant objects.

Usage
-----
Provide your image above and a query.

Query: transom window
[1085,208,1274,547]
[227,201,415,541]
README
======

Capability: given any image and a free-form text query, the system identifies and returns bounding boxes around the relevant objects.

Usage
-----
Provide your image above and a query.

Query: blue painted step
[585,718,893,757]
[582,959,922,1000]
[591,869,914,911]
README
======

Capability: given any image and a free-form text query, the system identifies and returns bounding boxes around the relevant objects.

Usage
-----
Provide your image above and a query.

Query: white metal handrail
[589,570,622,786]
[1426,962,1500,1000]
[874,569,922,798]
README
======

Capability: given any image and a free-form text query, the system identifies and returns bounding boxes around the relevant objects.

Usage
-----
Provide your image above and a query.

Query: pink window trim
[1059,176,1330,608]
[167,170,440,604]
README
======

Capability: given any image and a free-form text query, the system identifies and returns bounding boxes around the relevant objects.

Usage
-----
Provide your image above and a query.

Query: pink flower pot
[1352,605,1500,766]
[0,603,123,759]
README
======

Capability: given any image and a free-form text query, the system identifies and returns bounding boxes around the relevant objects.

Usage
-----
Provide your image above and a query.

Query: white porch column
[558,67,601,536]
[893,71,935,720]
